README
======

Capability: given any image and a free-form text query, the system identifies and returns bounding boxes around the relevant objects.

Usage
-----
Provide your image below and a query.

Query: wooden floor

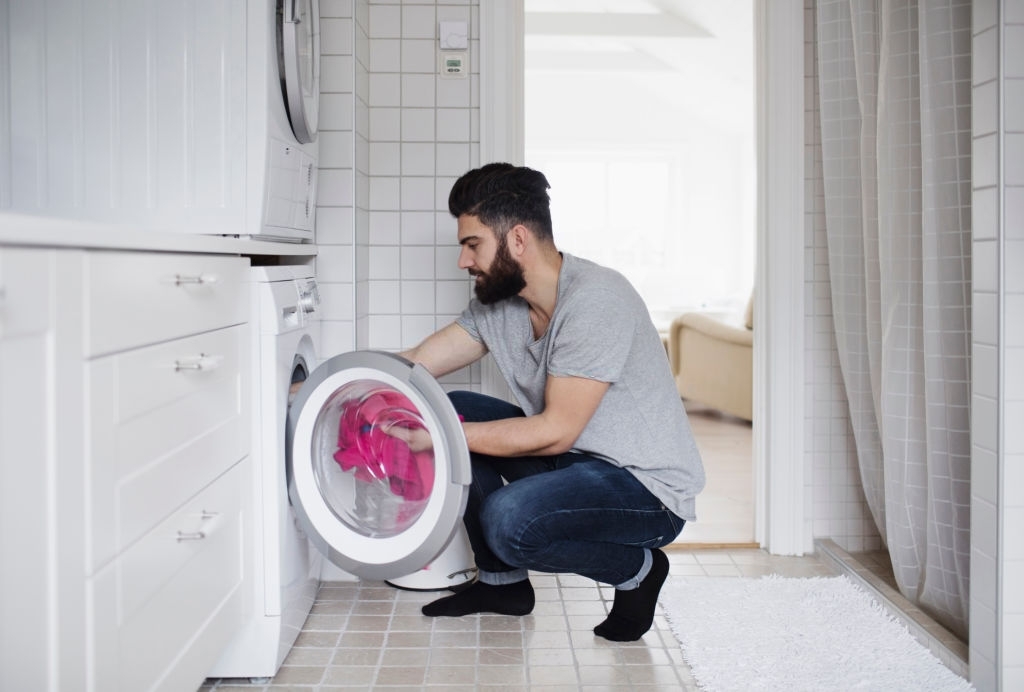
[675,401,755,546]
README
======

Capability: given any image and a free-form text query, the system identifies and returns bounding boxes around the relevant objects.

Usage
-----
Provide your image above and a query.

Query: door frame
[479,1,808,554]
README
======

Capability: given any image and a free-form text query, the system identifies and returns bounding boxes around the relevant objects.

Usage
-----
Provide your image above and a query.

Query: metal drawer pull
[174,354,224,372]
[176,510,220,541]
[167,273,220,286]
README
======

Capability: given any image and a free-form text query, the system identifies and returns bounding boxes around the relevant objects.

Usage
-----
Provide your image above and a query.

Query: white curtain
[814,0,972,639]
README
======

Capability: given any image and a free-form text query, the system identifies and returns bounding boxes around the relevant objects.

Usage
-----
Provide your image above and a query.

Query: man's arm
[462,374,610,457]
[401,321,488,378]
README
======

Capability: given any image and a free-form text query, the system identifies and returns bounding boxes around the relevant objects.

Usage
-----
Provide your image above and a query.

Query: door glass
[310,379,435,538]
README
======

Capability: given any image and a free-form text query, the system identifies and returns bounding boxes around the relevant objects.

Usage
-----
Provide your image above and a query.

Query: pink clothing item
[333,388,435,501]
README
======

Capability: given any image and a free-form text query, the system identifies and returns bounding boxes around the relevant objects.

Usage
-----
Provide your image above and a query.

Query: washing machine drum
[287,351,471,580]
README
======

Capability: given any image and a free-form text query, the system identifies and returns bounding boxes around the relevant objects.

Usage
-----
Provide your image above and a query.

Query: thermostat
[439,51,468,78]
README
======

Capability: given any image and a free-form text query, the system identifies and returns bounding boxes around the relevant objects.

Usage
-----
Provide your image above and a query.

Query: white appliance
[288,350,473,580]
[212,267,474,679]
[2,0,319,241]
[245,0,321,241]
[210,265,324,679]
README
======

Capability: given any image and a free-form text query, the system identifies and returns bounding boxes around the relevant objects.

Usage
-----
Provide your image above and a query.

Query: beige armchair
[668,295,753,421]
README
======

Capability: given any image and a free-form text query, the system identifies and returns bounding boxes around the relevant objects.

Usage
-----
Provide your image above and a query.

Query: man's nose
[457,247,474,270]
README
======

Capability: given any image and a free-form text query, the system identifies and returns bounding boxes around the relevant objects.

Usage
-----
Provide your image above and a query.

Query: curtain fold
[814,0,972,639]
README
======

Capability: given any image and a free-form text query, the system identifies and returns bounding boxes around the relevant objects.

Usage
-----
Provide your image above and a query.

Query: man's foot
[421,579,535,617]
[593,548,669,641]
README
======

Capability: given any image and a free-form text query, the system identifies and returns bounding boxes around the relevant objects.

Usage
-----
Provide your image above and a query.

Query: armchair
[667,294,753,421]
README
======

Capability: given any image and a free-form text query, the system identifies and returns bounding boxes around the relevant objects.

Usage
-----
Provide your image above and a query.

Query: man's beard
[471,236,526,305]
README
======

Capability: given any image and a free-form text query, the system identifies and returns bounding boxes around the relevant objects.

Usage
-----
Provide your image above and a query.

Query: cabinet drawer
[90,461,247,692]
[87,324,249,571]
[85,252,247,357]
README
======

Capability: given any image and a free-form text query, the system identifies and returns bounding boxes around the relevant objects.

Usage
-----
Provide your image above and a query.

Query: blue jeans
[448,391,685,588]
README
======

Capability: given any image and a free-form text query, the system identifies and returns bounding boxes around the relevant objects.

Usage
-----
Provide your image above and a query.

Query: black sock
[421,579,535,617]
[593,548,670,641]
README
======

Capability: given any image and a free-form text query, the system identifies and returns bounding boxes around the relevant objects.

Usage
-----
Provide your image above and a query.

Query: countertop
[0,212,318,257]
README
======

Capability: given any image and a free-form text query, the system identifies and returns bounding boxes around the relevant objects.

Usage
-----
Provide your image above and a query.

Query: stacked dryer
[246,0,321,241]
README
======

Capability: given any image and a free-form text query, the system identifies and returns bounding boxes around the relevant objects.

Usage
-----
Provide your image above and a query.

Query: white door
[288,350,471,580]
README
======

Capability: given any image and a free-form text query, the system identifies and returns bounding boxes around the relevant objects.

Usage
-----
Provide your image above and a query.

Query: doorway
[523,0,757,544]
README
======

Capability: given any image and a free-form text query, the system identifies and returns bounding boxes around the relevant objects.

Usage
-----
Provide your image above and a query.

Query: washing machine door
[280,0,320,143]
[287,350,471,580]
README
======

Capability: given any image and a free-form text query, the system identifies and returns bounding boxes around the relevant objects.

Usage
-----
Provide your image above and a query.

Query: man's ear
[508,224,530,257]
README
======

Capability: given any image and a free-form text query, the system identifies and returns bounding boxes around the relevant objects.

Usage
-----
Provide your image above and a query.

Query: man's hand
[382,422,434,453]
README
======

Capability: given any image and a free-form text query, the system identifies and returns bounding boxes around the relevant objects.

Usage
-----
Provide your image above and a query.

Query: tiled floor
[677,403,754,545]
[203,548,838,691]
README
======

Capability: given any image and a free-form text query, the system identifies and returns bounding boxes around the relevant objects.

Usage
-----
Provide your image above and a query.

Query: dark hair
[448,163,554,243]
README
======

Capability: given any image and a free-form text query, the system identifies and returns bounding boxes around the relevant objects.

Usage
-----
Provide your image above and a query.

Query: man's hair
[448,163,554,243]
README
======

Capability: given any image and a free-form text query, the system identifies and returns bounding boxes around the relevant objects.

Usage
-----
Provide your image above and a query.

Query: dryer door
[280,0,320,143]
[287,351,471,580]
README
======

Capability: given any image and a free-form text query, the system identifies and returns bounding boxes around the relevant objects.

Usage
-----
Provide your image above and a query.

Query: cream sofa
[667,295,753,421]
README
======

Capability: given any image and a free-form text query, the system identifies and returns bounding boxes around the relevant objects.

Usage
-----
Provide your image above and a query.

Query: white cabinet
[0,248,251,692]
[0,248,65,692]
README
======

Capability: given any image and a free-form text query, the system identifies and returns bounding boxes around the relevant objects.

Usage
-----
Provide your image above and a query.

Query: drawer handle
[176,530,206,542]
[167,273,220,286]
[174,353,225,372]
[176,510,221,541]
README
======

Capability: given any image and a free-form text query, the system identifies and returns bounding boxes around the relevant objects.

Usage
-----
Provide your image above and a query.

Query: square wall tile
[368,246,400,280]
[368,280,400,313]
[368,210,400,244]
[319,93,354,130]
[315,244,355,283]
[401,142,435,176]
[315,206,354,245]
[400,211,435,244]
[401,177,435,210]
[401,280,435,314]
[369,176,400,210]
[400,245,436,280]
[402,5,435,38]
[369,73,401,107]
[401,39,435,73]
[318,282,355,321]
[368,315,402,350]
[368,108,400,140]
[401,108,436,141]
[318,168,354,207]
[436,142,470,176]
[321,55,355,93]
[369,38,401,72]
[321,17,353,54]
[368,4,400,38]
[369,142,400,176]
[437,108,470,141]
[402,74,436,107]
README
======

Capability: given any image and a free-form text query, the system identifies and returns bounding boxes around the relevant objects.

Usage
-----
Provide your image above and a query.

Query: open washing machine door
[287,351,471,580]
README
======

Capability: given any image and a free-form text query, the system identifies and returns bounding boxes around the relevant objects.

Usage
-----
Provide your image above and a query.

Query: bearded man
[400,163,705,642]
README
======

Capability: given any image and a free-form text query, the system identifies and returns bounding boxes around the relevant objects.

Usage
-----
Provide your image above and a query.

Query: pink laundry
[333,388,434,501]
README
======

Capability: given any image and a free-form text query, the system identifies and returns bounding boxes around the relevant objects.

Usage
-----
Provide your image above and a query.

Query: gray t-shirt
[456,253,706,520]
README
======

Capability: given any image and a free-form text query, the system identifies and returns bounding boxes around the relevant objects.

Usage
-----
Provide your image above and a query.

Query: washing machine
[210,265,325,678]
[211,267,475,679]
[245,0,321,241]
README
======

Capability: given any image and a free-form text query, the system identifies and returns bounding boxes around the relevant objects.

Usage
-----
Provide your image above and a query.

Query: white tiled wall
[971,1,1024,688]
[316,0,480,392]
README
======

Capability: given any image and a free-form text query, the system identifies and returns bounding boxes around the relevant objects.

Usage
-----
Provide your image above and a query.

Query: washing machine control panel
[298,279,320,315]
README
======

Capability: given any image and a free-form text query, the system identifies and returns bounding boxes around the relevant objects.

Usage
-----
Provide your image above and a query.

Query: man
[400,163,705,642]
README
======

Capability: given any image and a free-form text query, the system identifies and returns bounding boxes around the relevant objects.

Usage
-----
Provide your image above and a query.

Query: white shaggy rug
[659,575,974,692]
